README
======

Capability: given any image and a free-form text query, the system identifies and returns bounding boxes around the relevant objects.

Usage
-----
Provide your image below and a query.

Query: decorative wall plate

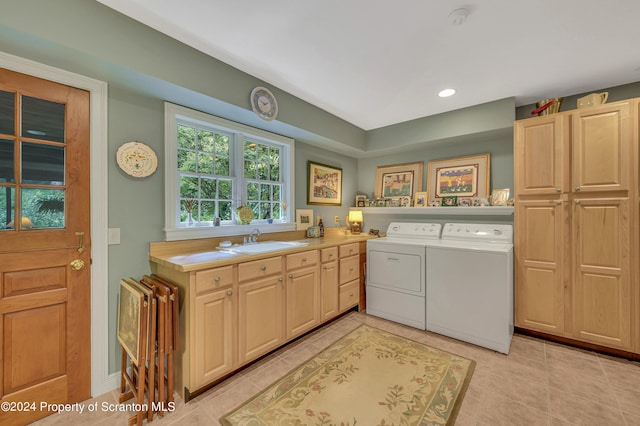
[116,141,158,178]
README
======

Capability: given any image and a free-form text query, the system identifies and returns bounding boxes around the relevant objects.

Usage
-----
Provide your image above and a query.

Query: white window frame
[164,102,295,241]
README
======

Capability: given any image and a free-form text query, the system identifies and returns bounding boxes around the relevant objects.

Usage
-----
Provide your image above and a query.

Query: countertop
[149,233,372,272]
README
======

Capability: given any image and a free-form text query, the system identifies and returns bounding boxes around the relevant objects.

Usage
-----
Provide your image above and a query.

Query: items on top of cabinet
[577,92,608,109]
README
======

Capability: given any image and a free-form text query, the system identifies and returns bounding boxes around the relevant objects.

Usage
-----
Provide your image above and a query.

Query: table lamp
[348,210,363,234]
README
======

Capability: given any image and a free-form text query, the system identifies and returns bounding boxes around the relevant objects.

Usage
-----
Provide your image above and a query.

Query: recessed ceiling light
[438,88,456,98]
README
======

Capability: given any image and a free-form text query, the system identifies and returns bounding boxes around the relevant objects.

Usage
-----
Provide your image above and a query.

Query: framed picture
[374,161,424,200]
[490,188,510,206]
[414,191,428,207]
[355,195,367,207]
[308,161,342,206]
[429,199,441,207]
[117,279,144,365]
[296,209,314,230]
[458,198,472,207]
[472,197,490,207]
[427,154,490,201]
[441,196,458,206]
[400,196,411,207]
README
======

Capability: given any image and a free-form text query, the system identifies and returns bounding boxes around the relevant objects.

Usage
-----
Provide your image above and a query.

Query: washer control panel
[442,223,513,243]
[386,222,442,239]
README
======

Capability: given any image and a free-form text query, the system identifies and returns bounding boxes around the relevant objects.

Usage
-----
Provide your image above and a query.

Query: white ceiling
[98,0,640,130]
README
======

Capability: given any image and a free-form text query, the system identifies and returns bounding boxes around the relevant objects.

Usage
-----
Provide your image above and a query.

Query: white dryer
[366,222,441,330]
[426,223,514,354]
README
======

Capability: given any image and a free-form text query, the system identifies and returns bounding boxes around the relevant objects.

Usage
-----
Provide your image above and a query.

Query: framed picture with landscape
[374,161,423,200]
[308,161,342,206]
[427,153,490,202]
[117,279,144,365]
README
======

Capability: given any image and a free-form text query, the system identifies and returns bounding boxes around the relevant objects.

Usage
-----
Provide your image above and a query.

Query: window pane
[272,202,281,220]
[198,130,213,152]
[215,156,229,176]
[0,139,14,183]
[180,176,198,198]
[0,90,15,135]
[244,160,256,179]
[21,142,64,185]
[200,200,215,221]
[219,201,232,220]
[177,149,196,172]
[218,180,232,199]
[270,164,279,181]
[257,163,269,180]
[177,125,196,149]
[260,202,270,219]
[244,141,256,159]
[0,186,14,230]
[198,152,213,174]
[200,177,217,199]
[273,185,281,201]
[260,184,271,201]
[248,202,259,219]
[269,147,279,164]
[257,145,268,162]
[215,134,229,155]
[246,182,258,200]
[21,188,64,229]
[21,96,65,143]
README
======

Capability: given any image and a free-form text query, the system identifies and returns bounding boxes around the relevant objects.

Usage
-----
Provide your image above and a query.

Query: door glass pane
[21,188,65,229]
[0,186,14,230]
[0,90,15,135]
[21,95,65,142]
[21,142,65,184]
[0,139,14,183]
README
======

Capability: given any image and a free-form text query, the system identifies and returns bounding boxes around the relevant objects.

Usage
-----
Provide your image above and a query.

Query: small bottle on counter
[318,217,324,237]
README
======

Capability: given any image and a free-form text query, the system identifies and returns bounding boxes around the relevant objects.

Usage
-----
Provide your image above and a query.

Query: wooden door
[572,197,631,350]
[192,288,235,389]
[572,101,631,193]
[320,261,339,322]
[285,266,320,339]
[0,69,90,425]
[237,276,284,364]
[514,114,570,196]
[514,199,569,335]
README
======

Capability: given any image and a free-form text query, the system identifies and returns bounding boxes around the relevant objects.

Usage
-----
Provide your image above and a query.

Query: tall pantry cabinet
[514,99,638,353]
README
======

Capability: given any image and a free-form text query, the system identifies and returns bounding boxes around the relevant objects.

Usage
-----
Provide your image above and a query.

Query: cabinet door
[320,261,339,321]
[515,200,568,335]
[514,114,569,196]
[572,102,631,193]
[286,265,320,339]
[193,288,235,388]
[572,197,631,350]
[238,275,285,364]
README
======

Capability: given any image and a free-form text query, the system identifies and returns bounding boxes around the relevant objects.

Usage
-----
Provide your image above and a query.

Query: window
[164,103,295,240]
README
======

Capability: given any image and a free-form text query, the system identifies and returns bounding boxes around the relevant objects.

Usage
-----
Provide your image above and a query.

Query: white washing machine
[366,222,441,330]
[426,223,514,354]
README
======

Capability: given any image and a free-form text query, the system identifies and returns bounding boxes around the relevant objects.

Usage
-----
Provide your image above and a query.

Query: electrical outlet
[334,215,339,224]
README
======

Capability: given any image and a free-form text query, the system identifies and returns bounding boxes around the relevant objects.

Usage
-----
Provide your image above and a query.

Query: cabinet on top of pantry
[514,99,635,352]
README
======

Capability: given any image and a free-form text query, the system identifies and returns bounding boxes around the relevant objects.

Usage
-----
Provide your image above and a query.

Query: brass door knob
[70,259,85,271]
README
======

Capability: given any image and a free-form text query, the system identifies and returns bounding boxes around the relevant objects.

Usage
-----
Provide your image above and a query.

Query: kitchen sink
[224,240,309,254]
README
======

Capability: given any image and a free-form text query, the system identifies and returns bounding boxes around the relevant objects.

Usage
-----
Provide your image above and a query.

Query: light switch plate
[108,228,120,245]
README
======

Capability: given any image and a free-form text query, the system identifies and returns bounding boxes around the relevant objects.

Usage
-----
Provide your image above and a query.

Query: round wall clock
[116,141,158,178]
[250,86,278,121]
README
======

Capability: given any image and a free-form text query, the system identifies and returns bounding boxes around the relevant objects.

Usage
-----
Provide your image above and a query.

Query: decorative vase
[187,212,194,226]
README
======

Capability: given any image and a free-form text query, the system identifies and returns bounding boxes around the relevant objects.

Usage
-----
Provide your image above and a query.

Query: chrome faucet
[248,228,260,244]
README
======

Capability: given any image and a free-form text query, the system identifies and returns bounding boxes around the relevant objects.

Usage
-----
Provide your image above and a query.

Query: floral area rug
[220,324,475,425]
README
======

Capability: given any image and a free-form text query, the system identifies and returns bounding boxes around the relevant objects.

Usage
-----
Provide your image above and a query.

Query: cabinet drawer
[195,265,234,294]
[339,280,359,311]
[238,256,282,282]
[286,250,318,270]
[339,243,359,258]
[339,255,359,284]
[321,247,338,263]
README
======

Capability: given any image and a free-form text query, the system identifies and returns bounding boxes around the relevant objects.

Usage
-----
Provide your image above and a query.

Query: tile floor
[34,311,640,425]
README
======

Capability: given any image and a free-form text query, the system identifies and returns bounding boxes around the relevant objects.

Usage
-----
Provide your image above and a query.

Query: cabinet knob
[555,200,562,205]
[214,276,221,282]
[302,257,307,262]
[329,253,334,257]
[575,200,581,204]
[349,249,353,254]
[556,188,562,193]
[226,290,232,296]
[278,277,283,282]
[288,273,293,279]
[574,186,580,192]
[260,265,267,271]
[350,267,354,272]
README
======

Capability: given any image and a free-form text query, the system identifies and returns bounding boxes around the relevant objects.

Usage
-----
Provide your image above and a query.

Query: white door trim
[0,51,116,396]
